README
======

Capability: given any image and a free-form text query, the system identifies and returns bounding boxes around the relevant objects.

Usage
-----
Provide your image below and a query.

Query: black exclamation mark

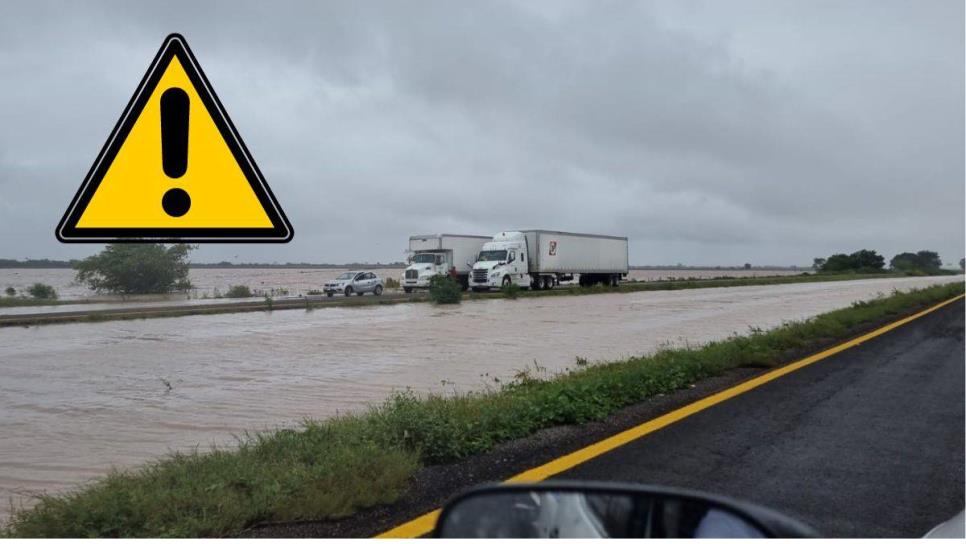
[160,88,191,217]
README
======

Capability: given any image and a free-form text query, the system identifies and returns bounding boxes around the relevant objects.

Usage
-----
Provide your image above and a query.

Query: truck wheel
[344,286,353,297]
[530,277,542,290]
[327,293,333,298]
[374,285,383,296]
[403,287,412,293]
[502,276,512,288]
[460,277,469,291]
[543,276,553,290]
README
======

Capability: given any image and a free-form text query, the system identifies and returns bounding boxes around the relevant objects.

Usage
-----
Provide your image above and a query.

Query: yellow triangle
[77,56,272,228]
[57,34,292,242]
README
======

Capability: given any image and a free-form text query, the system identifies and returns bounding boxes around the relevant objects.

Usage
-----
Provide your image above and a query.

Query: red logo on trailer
[549,240,557,256]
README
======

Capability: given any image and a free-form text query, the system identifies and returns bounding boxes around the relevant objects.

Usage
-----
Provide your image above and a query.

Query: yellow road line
[376,294,965,538]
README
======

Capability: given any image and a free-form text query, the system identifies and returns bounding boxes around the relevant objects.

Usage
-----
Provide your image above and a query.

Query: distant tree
[819,250,884,273]
[889,252,919,271]
[820,253,853,272]
[890,250,942,273]
[743,263,752,270]
[914,250,942,271]
[849,249,885,271]
[812,257,826,270]
[74,244,193,295]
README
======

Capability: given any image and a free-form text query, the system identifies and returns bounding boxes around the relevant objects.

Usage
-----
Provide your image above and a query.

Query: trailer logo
[549,240,557,256]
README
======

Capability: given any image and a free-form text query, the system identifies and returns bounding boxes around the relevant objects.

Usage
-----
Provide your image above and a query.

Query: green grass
[3,281,963,537]
[0,297,77,308]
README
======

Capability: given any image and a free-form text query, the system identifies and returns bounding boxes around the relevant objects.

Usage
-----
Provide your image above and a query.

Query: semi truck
[403,234,490,292]
[470,230,628,291]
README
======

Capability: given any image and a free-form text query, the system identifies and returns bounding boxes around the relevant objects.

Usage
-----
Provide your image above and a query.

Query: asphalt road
[554,298,965,537]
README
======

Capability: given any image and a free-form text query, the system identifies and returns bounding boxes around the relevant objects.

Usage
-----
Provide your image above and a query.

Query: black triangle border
[56,33,293,243]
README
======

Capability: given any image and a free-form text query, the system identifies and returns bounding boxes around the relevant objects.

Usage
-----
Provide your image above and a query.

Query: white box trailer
[470,230,629,290]
[403,234,490,292]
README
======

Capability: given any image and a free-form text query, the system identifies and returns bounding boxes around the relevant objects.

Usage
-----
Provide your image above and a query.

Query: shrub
[500,282,521,299]
[27,283,57,300]
[428,275,462,304]
[4,286,15,297]
[224,285,253,298]
[384,277,400,289]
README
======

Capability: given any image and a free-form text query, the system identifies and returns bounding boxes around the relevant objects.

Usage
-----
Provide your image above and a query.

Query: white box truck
[470,230,628,291]
[403,234,491,292]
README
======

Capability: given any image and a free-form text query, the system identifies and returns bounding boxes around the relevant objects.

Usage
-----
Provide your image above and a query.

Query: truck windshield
[477,250,507,262]
[411,254,438,264]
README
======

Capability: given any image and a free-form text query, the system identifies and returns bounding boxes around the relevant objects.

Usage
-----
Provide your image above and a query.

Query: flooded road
[0,275,960,518]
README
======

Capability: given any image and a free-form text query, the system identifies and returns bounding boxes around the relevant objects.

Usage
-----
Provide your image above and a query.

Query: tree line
[813,249,955,275]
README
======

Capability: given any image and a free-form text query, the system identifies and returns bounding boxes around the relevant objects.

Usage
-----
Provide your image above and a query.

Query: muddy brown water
[0,275,960,520]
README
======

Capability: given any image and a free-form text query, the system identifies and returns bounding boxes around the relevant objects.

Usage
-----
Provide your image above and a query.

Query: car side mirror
[434,482,818,538]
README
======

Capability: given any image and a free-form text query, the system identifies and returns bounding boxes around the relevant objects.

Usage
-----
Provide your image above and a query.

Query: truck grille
[472,269,488,283]
[405,270,418,280]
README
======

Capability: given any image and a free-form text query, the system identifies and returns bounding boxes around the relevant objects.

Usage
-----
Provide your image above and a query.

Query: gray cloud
[0,0,962,266]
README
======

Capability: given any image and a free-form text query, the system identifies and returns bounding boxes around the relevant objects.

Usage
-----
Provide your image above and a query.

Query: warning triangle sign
[57,34,293,242]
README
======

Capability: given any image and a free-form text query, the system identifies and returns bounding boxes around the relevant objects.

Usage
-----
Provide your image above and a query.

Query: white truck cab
[471,231,531,289]
[404,251,451,291]
[403,234,490,292]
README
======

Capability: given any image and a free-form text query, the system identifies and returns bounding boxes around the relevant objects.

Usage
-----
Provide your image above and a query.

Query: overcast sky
[1,0,962,266]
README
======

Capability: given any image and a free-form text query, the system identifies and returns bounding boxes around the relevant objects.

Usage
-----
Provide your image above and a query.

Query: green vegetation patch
[500,282,522,299]
[224,285,254,298]
[4,282,962,537]
[27,283,58,300]
[428,274,462,304]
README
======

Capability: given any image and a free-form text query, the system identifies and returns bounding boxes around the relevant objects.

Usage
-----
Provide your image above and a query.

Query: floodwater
[0,268,406,301]
[0,267,804,300]
[0,275,960,519]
